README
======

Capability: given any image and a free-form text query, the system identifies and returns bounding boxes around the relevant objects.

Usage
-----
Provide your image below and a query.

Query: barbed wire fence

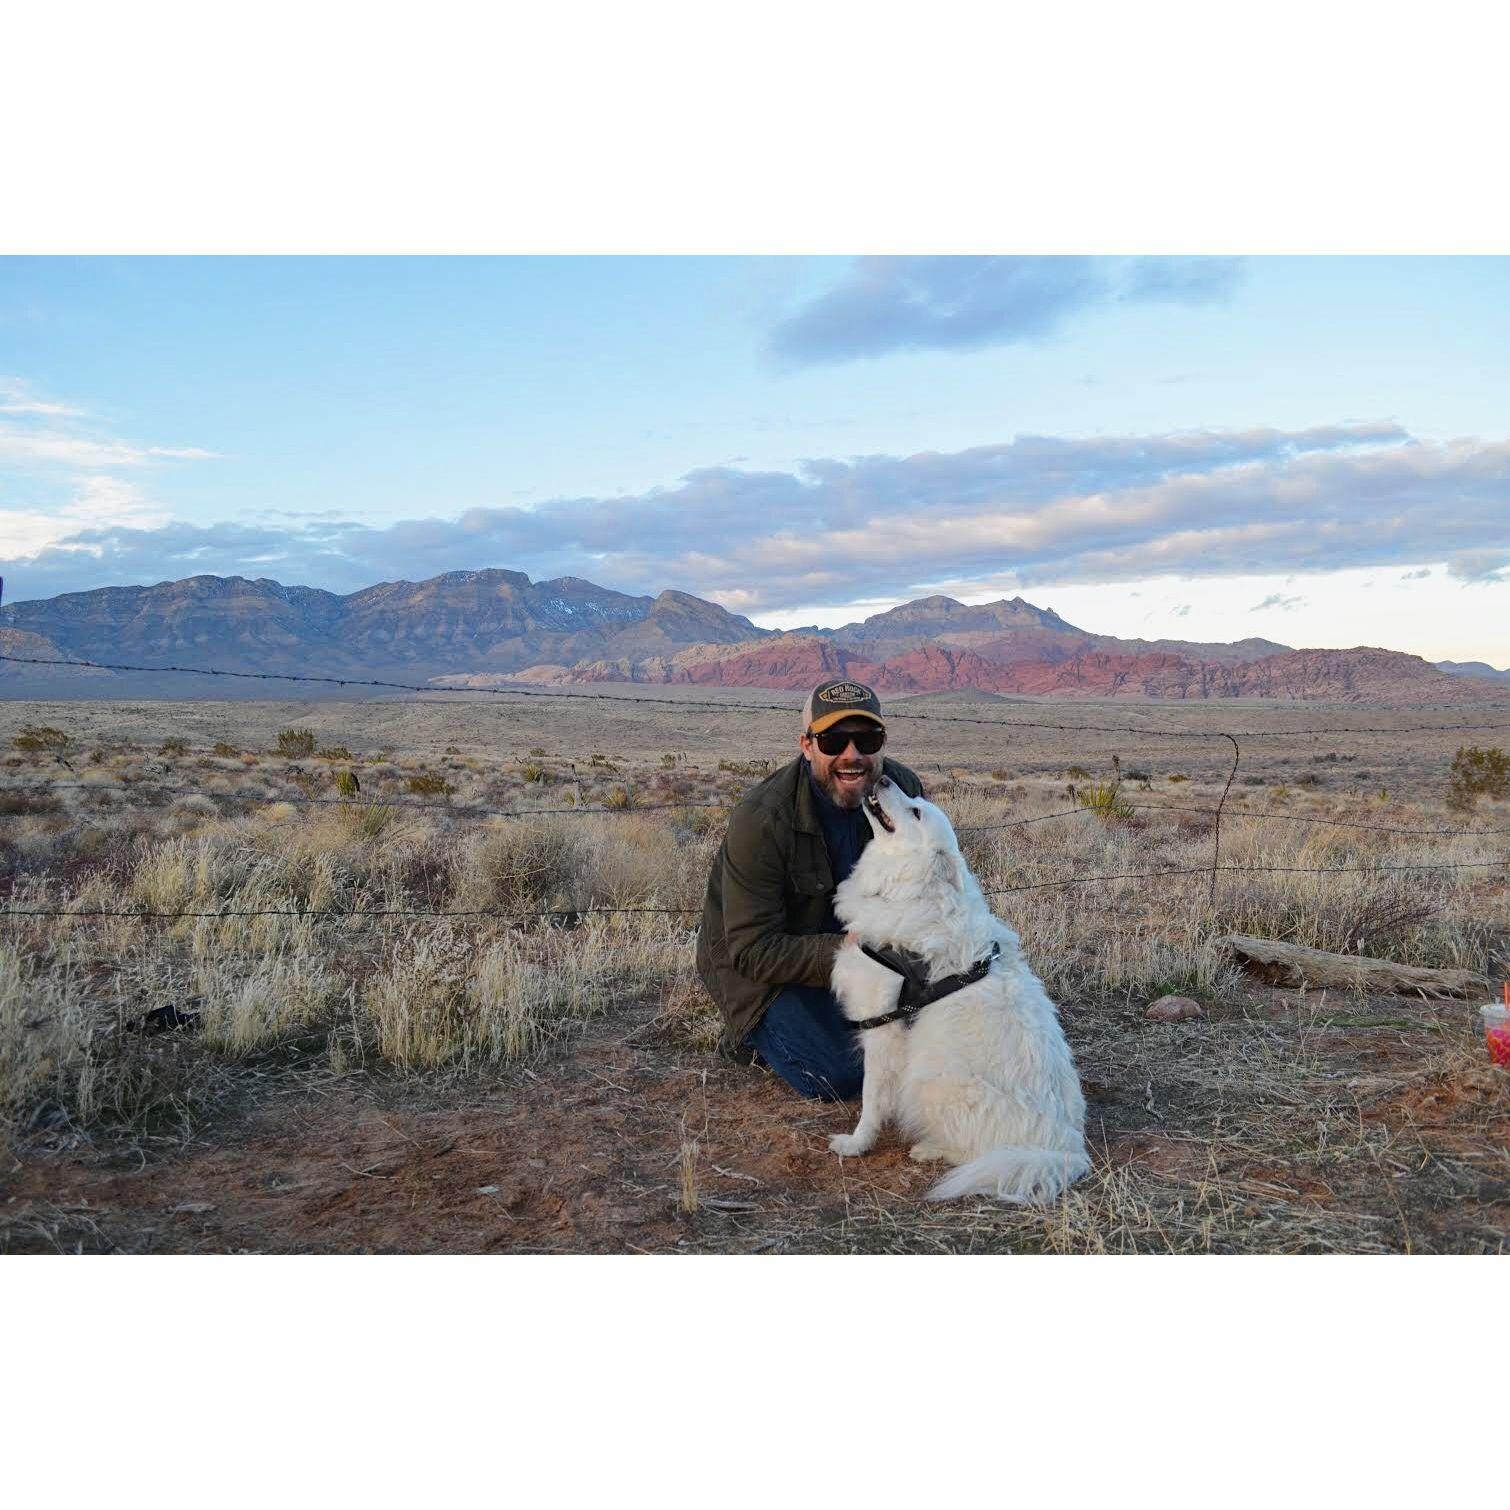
[2,648,1508,933]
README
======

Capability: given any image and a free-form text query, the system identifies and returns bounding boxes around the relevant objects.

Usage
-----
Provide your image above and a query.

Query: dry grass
[1,695,1506,1251]
[360,918,659,1069]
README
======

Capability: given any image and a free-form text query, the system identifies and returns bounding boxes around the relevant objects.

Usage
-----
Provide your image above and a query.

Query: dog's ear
[928,848,962,893]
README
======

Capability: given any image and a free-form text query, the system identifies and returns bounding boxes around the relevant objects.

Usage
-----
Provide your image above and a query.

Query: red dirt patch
[1374,1063,1510,1158]
[2,1015,938,1253]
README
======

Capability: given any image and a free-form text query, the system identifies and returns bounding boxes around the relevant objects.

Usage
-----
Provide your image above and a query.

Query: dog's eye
[911,806,922,821]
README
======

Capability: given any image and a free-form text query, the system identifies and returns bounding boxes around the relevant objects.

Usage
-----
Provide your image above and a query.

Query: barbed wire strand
[985,858,1509,897]
[2,857,1505,927]
[3,780,727,822]
[4,778,1507,840]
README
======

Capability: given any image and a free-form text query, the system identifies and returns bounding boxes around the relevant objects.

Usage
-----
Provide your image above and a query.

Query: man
[695,678,924,1100]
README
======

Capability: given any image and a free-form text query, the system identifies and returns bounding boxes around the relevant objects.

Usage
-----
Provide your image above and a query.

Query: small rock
[475,1185,499,1196]
[170,1201,215,1215]
[1145,994,1203,1022]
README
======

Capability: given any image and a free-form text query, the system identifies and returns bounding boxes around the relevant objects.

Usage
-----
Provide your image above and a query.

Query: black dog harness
[850,941,1001,1031]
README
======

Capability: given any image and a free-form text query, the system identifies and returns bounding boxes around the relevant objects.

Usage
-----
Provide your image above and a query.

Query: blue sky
[2,255,1508,662]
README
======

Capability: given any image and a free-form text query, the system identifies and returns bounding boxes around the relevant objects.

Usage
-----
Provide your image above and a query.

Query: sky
[1,254,1508,665]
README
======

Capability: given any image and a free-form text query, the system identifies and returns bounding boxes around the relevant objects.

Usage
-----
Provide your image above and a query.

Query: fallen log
[1219,933,1490,1000]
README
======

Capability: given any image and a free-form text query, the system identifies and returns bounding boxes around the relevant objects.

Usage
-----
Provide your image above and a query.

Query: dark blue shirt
[807,766,870,933]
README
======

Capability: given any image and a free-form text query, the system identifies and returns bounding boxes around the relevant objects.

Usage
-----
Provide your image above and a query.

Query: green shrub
[160,736,189,757]
[317,745,354,761]
[212,742,240,758]
[275,728,316,757]
[521,763,551,784]
[1447,745,1510,811]
[408,773,453,797]
[335,770,361,798]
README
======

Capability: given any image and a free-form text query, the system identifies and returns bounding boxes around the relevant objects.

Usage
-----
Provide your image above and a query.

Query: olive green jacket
[695,754,925,1054]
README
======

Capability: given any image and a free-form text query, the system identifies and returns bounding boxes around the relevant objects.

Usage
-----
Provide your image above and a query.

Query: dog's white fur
[829,778,1089,1204]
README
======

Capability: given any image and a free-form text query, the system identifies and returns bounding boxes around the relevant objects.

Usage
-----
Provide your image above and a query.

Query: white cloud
[0,427,219,468]
[1,475,170,557]
[5,420,1510,630]
[0,378,86,419]
[0,378,218,576]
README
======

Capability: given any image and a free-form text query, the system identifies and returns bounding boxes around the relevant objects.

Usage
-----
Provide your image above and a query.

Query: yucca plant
[1075,781,1134,821]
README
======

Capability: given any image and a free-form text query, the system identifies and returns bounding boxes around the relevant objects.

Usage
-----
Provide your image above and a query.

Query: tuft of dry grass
[455,818,588,914]
[358,917,648,1069]
[192,948,345,1056]
[0,942,203,1150]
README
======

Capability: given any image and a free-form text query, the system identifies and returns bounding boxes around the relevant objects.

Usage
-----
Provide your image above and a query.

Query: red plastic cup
[1482,1004,1510,1068]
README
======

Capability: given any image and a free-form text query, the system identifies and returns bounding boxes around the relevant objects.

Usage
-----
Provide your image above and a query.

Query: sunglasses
[809,727,887,757]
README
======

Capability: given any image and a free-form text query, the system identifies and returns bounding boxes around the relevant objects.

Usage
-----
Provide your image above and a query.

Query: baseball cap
[801,678,885,736]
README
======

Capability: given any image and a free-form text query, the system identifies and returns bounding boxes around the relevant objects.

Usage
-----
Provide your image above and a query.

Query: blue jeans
[744,984,863,1102]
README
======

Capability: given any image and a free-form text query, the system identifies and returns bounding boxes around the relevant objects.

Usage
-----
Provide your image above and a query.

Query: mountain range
[2,569,1506,705]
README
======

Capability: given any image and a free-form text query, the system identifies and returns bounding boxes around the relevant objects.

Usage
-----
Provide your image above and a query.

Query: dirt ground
[5,981,1505,1255]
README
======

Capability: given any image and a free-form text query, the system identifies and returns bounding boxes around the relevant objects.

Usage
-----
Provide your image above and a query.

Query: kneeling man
[695,678,924,1100]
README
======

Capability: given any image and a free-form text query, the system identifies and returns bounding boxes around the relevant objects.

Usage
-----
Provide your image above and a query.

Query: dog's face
[837,773,974,925]
[860,775,962,863]
[838,772,1020,958]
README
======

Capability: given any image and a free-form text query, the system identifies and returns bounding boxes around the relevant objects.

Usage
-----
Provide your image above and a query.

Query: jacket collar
[792,754,824,835]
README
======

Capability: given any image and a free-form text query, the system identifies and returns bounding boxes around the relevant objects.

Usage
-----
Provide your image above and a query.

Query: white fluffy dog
[828,776,1089,1204]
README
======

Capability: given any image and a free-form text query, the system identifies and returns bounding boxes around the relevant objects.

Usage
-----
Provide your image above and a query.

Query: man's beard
[812,757,877,809]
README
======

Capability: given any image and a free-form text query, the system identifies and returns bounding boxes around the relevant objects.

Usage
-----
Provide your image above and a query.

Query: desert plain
[1,684,1506,1253]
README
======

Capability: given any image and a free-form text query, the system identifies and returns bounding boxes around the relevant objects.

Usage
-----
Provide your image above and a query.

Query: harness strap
[850,941,1001,1031]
